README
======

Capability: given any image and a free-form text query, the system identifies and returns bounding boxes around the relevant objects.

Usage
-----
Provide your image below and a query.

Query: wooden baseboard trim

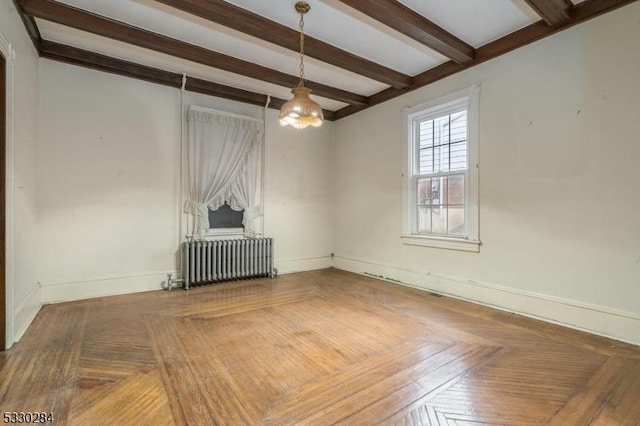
[40,271,172,304]
[12,284,42,346]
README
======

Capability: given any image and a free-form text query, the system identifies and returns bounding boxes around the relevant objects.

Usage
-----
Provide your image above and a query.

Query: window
[402,85,480,252]
[207,203,244,237]
[185,106,263,240]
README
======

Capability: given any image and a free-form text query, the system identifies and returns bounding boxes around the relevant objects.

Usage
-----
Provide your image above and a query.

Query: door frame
[0,32,14,351]
[0,48,5,352]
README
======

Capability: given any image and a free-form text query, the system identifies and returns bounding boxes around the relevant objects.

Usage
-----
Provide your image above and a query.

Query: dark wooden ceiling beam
[153,0,411,90]
[39,40,183,87]
[337,0,475,64]
[18,0,367,106]
[12,0,41,51]
[38,40,335,120]
[335,0,639,120]
[523,0,573,26]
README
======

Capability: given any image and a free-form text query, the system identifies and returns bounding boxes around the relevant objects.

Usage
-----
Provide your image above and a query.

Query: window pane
[417,178,441,205]
[450,111,467,143]
[419,148,433,174]
[417,109,467,175]
[433,115,449,147]
[450,142,467,171]
[431,206,447,234]
[419,121,434,148]
[447,174,465,205]
[417,206,432,233]
[448,207,465,236]
[417,178,428,204]
[432,145,441,173]
[439,144,450,172]
[419,205,458,235]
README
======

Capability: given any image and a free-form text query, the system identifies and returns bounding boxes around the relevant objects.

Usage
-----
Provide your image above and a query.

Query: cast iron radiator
[182,238,275,289]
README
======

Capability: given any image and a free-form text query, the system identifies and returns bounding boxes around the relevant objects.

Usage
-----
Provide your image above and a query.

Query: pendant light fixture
[279,1,324,129]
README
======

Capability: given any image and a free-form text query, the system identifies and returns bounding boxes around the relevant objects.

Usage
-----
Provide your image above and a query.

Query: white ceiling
[33,0,592,112]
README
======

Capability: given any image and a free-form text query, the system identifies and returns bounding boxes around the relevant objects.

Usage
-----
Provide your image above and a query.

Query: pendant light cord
[298,11,306,87]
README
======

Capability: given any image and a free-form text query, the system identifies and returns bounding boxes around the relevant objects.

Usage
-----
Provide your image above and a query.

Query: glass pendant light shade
[279,2,324,129]
[278,86,324,129]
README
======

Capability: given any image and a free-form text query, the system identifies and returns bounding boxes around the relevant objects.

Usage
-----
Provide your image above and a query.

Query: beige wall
[37,60,334,302]
[333,3,640,344]
[1,1,41,347]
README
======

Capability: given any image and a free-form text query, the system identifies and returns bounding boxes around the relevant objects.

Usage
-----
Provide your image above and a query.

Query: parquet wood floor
[1,269,639,425]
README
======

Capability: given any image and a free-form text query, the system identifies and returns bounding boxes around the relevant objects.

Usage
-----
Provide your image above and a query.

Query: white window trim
[402,84,480,252]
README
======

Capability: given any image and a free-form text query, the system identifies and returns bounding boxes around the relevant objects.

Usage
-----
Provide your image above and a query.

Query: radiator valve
[166,273,185,291]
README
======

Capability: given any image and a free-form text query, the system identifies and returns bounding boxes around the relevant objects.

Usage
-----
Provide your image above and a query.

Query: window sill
[205,228,245,239]
[401,234,480,253]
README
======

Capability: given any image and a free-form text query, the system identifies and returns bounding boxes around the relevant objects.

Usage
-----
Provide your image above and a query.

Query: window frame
[402,84,480,252]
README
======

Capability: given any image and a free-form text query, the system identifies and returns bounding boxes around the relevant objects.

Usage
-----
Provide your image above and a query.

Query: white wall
[38,62,180,301]
[37,61,334,302]
[333,3,640,344]
[1,1,41,347]
[263,108,334,273]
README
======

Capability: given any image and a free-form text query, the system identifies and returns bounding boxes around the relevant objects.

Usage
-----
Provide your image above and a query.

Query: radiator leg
[269,239,276,278]
[185,242,192,290]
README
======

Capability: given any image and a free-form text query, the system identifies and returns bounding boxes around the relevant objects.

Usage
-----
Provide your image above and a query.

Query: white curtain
[228,140,262,237]
[185,106,264,240]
